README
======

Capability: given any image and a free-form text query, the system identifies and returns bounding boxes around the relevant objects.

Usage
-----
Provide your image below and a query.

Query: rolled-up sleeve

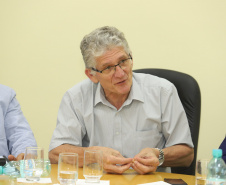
[161,84,194,148]
[49,92,84,151]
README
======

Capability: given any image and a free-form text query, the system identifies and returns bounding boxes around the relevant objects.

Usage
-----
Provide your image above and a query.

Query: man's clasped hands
[90,146,160,175]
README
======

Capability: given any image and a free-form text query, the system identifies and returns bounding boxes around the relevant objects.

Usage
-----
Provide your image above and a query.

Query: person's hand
[132,148,159,174]
[90,146,132,174]
[8,153,24,161]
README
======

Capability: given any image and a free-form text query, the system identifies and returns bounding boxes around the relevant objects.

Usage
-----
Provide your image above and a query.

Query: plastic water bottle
[0,159,51,178]
[206,149,226,185]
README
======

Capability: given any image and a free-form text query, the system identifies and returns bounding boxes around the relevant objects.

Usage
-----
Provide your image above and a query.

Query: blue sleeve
[219,136,226,163]
[4,88,37,157]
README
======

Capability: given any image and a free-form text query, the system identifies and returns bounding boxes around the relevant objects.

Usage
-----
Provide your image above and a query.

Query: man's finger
[131,161,145,174]
[104,163,131,174]
[132,160,156,174]
[135,156,159,166]
[107,155,133,165]
[16,153,25,161]
[8,155,16,161]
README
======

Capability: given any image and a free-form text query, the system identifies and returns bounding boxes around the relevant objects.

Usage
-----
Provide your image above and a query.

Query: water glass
[24,147,44,181]
[58,153,78,185]
[196,159,209,185]
[83,150,103,183]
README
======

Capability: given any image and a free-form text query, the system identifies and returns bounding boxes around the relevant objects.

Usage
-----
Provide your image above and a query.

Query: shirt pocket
[134,129,162,148]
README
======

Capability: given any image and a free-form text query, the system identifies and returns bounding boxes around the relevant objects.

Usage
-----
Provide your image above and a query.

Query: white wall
[1,0,226,160]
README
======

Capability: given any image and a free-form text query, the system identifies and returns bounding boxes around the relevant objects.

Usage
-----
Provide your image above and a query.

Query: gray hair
[80,26,132,69]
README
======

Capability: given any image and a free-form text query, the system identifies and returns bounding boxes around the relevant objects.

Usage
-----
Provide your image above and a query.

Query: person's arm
[49,144,133,174]
[49,144,85,165]
[162,144,194,167]
[132,144,193,174]
[133,82,194,174]
[5,88,37,157]
[161,83,194,166]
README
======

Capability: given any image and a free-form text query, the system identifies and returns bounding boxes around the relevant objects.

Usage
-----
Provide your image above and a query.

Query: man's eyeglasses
[91,54,133,75]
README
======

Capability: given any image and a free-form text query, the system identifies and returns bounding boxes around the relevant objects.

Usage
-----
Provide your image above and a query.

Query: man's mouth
[115,79,126,85]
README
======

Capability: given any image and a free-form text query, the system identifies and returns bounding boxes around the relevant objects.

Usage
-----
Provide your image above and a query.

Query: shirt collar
[94,74,144,107]
[127,75,144,103]
[94,83,109,107]
[123,75,144,107]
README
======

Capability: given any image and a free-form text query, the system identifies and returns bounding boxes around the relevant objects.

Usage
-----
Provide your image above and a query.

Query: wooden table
[0,164,196,185]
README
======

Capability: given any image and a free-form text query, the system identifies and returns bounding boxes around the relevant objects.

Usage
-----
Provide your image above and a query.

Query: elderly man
[49,26,194,174]
[0,84,37,161]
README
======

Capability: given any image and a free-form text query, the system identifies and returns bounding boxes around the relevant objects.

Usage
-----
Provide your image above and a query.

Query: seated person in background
[0,84,37,161]
[219,136,226,163]
[49,26,194,174]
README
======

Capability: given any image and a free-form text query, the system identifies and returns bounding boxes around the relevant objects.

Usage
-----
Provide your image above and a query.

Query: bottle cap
[212,149,223,158]
[0,166,3,174]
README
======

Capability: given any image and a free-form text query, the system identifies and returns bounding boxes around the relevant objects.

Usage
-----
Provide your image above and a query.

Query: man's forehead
[95,47,127,65]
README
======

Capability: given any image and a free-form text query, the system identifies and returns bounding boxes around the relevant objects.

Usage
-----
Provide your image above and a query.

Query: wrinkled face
[87,47,133,98]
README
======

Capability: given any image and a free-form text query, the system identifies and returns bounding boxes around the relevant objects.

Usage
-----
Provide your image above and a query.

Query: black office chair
[133,68,201,175]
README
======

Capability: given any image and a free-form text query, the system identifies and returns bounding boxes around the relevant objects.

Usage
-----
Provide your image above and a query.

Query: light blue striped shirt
[0,84,37,157]
[49,73,193,172]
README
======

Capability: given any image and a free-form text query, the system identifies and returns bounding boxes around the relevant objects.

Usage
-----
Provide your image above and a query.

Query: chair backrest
[133,68,201,175]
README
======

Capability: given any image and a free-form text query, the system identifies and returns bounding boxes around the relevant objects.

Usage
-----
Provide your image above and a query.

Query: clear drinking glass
[24,147,44,181]
[83,150,103,183]
[58,153,78,185]
[196,159,209,185]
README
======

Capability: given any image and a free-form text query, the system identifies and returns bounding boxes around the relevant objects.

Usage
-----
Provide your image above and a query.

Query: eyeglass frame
[91,53,133,74]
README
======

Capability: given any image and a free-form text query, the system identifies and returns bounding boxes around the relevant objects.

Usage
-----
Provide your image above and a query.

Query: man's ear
[85,69,99,83]
[131,54,134,67]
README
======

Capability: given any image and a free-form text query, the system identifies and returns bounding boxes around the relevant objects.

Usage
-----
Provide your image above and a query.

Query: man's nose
[114,65,124,77]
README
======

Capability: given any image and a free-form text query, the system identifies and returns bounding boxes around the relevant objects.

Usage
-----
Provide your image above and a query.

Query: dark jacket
[219,136,226,163]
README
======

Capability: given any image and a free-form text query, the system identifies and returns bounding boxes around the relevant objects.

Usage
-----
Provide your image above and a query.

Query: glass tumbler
[24,147,44,181]
[196,159,209,185]
[58,153,78,185]
[83,150,103,183]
